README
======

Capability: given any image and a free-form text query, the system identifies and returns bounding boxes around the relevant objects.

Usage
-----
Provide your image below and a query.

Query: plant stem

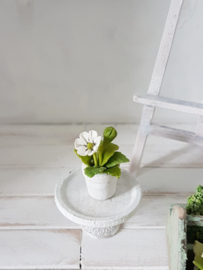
[93,153,98,166]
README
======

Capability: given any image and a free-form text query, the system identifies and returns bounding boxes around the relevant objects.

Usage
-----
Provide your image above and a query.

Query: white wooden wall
[1,0,201,125]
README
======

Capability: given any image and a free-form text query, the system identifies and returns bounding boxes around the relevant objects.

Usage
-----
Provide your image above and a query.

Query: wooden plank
[0,167,202,197]
[123,194,188,228]
[0,196,79,229]
[0,125,85,146]
[0,145,80,168]
[0,229,81,269]
[129,0,184,175]
[0,194,188,229]
[133,94,203,115]
[149,124,203,146]
[0,168,76,196]
[82,228,168,269]
[0,142,202,169]
[138,167,203,194]
[166,205,187,270]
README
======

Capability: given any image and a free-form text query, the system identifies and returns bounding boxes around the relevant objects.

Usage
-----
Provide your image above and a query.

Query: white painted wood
[55,169,141,236]
[0,125,85,146]
[0,229,81,269]
[0,123,198,268]
[138,168,203,194]
[1,141,203,169]
[167,205,187,270]
[0,166,202,196]
[1,124,203,196]
[134,94,203,115]
[0,168,76,196]
[123,194,188,228]
[82,228,168,269]
[149,124,203,146]
[130,0,183,174]
[0,194,189,229]
[0,1,172,125]
[0,144,80,168]
[195,100,203,136]
[0,196,78,229]
[129,106,150,174]
[147,0,183,95]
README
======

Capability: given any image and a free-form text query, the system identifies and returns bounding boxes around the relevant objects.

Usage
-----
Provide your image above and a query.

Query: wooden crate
[167,204,203,270]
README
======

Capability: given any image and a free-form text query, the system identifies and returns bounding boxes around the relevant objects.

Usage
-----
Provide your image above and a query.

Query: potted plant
[186,185,203,270]
[74,126,129,200]
[167,185,203,270]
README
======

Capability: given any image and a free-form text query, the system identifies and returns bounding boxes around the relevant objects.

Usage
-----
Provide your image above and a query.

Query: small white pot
[82,164,118,200]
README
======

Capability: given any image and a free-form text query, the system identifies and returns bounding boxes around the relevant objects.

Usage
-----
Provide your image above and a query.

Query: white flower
[74,130,101,156]
[201,253,203,258]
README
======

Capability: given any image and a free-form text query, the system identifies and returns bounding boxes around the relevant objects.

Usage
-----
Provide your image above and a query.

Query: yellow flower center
[87,142,93,150]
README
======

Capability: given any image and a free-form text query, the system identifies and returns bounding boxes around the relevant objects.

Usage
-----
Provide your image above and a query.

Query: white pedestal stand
[55,169,141,238]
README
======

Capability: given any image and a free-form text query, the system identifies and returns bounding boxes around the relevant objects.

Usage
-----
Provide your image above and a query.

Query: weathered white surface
[0,0,170,125]
[0,124,200,268]
[134,94,203,115]
[0,196,78,229]
[0,229,81,269]
[167,205,187,270]
[1,1,203,125]
[0,194,188,229]
[0,168,75,196]
[148,124,203,146]
[82,228,168,269]
[0,124,202,195]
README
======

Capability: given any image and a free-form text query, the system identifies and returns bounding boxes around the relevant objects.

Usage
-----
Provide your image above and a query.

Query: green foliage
[98,142,119,167]
[105,152,129,168]
[85,165,121,179]
[104,165,121,179]
[187,185,203,215]
[187,226,203,244]
[74,149,93,166]
[84,166,106,178]
[193,241,203,270]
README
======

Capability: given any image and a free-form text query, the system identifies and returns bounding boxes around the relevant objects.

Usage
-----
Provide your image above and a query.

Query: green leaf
[74,149,93,166]
[103,127,117,145]
[105,152,129,168]
[193,241,203,270]
[104,166,121,179]
[84,166,106,178]
[98,142,119,166]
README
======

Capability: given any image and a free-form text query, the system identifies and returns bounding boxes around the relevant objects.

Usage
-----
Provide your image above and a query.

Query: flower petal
[74,138,87,149]
[88,149,95,156]
[86,149,92,156]
[93,135,101,147]
[88,130,98,143]
[79,132,89,143]
[77,146,88,156]
[93,144,99,152]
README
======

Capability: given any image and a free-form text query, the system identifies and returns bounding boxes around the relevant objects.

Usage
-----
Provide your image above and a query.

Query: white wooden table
[0,124,202,269]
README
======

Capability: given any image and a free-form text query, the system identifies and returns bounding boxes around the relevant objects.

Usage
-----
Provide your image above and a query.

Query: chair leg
[129,127,148,176]
[129,106,152,175]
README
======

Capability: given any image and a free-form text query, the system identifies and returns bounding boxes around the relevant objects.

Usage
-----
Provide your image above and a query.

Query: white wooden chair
[129,0,203,176]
